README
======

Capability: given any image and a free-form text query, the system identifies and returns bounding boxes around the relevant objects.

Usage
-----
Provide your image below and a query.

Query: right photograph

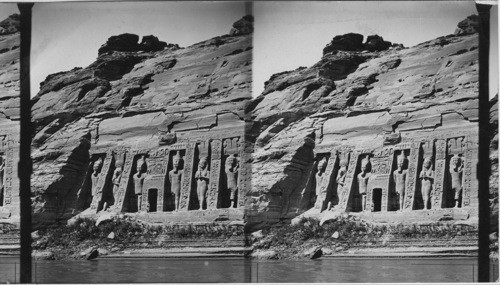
[247,1,497,282]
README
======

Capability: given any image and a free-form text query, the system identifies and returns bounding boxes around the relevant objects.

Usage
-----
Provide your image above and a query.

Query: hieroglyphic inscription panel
[237,141,251,208]
[207,140,222,209]
[338,151,358,211]
[113,150,133,212]
[432,139,446,209]
[179,143,196,210]
[403,142,421,210]
[462,135,478,207]
[367,148,394,212]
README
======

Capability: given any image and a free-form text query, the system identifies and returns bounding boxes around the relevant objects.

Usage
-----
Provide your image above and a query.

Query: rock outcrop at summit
[247,15,480,229]
[31,16,252,228]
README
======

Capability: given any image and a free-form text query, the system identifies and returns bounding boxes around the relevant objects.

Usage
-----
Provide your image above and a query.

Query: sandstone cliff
[0,14,20,223]
[31,16,252,228]
[247,16,479,229]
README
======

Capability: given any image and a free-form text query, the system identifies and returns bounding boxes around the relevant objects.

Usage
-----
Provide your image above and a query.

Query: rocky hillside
[246,16,479,229]
[31,16,252,228]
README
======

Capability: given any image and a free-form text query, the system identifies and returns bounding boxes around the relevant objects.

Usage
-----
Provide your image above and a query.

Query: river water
[1,256,498,283]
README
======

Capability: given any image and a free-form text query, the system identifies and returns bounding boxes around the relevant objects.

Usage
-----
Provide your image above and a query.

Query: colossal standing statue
[225,154,239,208]
[393,153,407,211]
[314,157,328,211]
[195,156,210,210]
[449,154,464,208]
[133,156,147,211]
[419,157,434,210]
[357,156,371,211]
[169,151,183,211]
[90,157,103,197]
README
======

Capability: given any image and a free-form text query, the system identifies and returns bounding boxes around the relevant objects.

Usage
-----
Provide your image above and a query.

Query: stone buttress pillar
[113,150,133,212]
[338,151,358,211]
[207,139,222,209]
[431,139,447,209]
[179,142,196,211]
[403,141,421,210]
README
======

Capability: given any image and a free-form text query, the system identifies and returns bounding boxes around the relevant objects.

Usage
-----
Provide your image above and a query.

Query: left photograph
[29,2,252,283]
[0,3,20,283]
[0,3,20,284]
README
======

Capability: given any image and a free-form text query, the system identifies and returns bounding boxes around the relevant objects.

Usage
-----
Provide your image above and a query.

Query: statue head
[199,156,208,169]
[397,153,407,169]
[226,154,236,168]
[173,151,182,168]
[318,157,327,172]
[450,154,460,167]
[136,156,146,173]
[361,156,370,173]
[423,156,432,169]
[93,157,103,172]
[339,158,348,169]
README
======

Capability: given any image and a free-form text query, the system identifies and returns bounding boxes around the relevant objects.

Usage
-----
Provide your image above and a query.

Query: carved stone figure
[449,154,464,208]
[195,156,210,210]
[90,157,103,197]
[393,153,407,211]
[169,151,183,211]
[357,156,371,211]
[225,154,239,208]
[133,156,147,211]
[314,157,328,211]
[334,158,348,208]
[419,157,434,210]
[111,160,123,200]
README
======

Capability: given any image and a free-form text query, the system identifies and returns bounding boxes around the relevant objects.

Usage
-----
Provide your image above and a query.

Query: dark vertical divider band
[18,3,34,284]
[476,3,491,283]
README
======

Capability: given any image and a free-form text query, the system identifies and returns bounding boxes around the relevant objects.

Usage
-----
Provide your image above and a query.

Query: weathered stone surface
[230,15,253,36]
[246,16,480,230]
[0,14,19,36]
[31,16,252,228]
[323,33,364,54]
[455,15,479,36]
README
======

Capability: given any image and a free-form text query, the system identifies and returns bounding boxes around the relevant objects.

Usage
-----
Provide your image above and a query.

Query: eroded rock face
[0,14,20,225]
[247,15,480,229]
[455,15,479,36]
[230,15,254,36]
[31,16,253,228]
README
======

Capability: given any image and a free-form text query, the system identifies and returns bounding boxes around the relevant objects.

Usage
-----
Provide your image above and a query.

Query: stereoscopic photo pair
[0,1,497,283]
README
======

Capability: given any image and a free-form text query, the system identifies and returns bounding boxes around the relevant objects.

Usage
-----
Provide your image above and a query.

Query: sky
[30,1,247,96]
[0,4,19,22]
[253,1,489,97]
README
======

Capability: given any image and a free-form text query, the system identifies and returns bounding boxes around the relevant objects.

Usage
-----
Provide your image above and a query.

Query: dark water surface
[1,256,498,283]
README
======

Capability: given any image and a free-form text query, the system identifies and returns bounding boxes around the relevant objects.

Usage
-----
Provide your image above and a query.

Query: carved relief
[338,151,358,211]
[403,142,421,210]
[225,154,239,208]
[314,157,328,210]
[179,143,196,210]
[393,152,408,211]
[195,156,210,210]
[169,151,184,211]
[335,152,349,207]
[357,155,371,211]
[207,140,222,209]
[449,154,464,208]
[419,156,434,210]
[133,156,147,211]
[90,152,113,212]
